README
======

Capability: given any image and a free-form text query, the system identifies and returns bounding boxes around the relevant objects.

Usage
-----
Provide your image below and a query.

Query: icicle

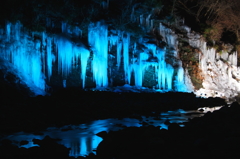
[46,36,54,81]
[88,21,108,87]
[140,15,144,26]
[108,32,122,69]
[228,52,237,66]
[79,48,90,88]
[108,34,119,49]
[175,66,188,92]
[55,36,74,77]
[123,33,131,84]
[117,41,122,69]
[132,53,149,87]
[0,22,46,93]
[6,22,11,42]
[207,48,216,63]
[145,43,157,56]
[155,49,174,90]
[159,23,166,42]
[13,21,21,41]
[165,64,174,90]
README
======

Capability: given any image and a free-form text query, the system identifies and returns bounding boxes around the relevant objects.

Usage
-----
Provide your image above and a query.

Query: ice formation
[186,29,240,100]
[88,22,109,87]
[2,19,239,100]
[0,20,194,95]
[0,22,46,94]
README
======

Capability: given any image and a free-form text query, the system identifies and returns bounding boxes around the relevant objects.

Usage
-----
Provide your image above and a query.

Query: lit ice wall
[0,22,46,95]
[0,20,192,94]
[0,21,90,95]
[106,22,191,92]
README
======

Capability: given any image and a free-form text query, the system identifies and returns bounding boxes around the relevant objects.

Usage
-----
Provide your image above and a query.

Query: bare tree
[179,0,240,43]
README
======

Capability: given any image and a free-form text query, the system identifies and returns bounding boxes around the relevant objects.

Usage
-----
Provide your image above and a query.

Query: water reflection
[1,106,222,157]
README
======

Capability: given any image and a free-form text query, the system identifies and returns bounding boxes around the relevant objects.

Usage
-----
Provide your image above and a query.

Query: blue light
[88,21,109,87]
[0,21,191,93]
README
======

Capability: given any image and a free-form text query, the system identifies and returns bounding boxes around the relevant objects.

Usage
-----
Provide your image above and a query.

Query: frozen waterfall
[88,22,108,87]
[0,22,46,94]
[0,21,192,95]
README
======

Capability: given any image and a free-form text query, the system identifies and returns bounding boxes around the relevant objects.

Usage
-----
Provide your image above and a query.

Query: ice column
[46,36,55,80]
[79,47,90,88]
[117,40,122,69]
[228,52,237,66]
[88,22,108,87]
[6,22,11,42]
[55,36,75,77]
[131,52,149,87]
[108,33,122,69]
[175,66,188,91]
[123,33,131,84]
[155,49,174,90]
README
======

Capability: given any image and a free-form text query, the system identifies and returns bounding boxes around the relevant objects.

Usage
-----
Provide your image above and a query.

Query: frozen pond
[1,106,222,158]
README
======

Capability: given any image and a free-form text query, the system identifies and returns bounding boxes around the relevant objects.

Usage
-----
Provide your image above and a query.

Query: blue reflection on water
[1,107,218,158]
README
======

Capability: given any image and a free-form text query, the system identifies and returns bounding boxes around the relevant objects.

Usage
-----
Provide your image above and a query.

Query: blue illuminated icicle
[88,22,108,87]
[0,22,46,94]
[123,33,131,84]
[155,49,174,90]
[165,64,174,90]
[131,53,149,87]
[109,34,118,49]
[79,47,90,88]
[117,41,122,69]
[175,66,188,92]
[46,36,55,81]
[158,22,188,91]
[146,43,157,56]
[109,33,122,69]
[6,22,11,42]
[55,22,80,78]
[55,36,74,77]
[0,20,192,93]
